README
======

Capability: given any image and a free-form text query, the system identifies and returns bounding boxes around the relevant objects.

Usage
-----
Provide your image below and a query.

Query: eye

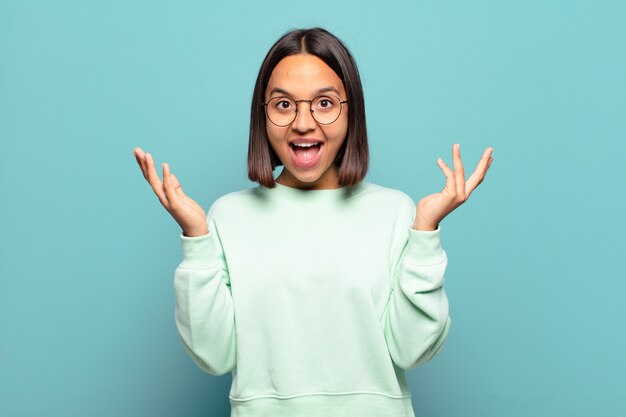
[319,99,332,108]
[314,96,337,112]
[273,98,294,111]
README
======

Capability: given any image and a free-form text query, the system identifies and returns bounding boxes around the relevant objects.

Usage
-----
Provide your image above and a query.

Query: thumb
[169,173,186,197]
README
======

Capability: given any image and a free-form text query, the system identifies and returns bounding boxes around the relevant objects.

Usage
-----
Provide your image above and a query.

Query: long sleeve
[382,226,451,370]
[173,212,236,376]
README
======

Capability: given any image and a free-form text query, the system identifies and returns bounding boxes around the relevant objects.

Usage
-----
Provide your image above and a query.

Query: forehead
[266,54,345,97]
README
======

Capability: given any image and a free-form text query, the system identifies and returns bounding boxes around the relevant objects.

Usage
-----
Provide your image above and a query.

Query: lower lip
[289,144,323,169]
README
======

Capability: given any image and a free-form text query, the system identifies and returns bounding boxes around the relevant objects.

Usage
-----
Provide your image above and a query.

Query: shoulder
[361,182,416,211]
[206,186,265,219]
[355,182,417,233]
[357,182,416,225]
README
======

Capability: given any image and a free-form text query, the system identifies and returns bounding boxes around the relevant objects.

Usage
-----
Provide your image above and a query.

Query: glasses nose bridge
[293,98,315,114]
[291,98,316,126]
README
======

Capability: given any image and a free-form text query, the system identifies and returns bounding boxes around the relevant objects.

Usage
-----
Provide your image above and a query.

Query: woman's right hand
[133,147,209,237]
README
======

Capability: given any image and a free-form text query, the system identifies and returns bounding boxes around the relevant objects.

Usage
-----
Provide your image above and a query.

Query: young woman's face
[265,54,349,190]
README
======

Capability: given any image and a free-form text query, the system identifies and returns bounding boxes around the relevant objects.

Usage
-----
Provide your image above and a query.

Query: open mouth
[289,142,323,168]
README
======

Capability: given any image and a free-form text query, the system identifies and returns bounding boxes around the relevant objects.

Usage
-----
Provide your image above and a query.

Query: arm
[133,149,236,374]
[174,208,236,376]
[382,226,451,370]
[382,144,493,369]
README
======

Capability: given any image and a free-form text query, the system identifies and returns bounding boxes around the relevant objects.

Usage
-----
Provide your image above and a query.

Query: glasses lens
[265,95,344,126]
[311,96,341,124]
[266,97,296,126]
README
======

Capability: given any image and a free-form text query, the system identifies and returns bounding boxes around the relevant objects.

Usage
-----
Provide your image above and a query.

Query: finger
[437,157,457,196]
[138,149,152,181]
[162,163,179,210]
[133,148,148,178]
[145,153,161,185]
[169,172,186,197]
[452,144,465,199]
[133,147,144,160]
[145,153,168,205]
[465,147,494,196]
[133,148,145,177]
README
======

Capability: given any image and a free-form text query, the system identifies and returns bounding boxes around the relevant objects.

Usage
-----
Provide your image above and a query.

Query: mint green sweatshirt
[174,181,451,417]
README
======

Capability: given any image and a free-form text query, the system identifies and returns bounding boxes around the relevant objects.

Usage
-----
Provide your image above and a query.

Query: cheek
[337,108,349,135]
[265,124,280,144]
[266,125,288,155]
[330,117,349,143]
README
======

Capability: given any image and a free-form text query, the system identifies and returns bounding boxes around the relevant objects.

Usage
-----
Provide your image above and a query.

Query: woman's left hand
[413,144,494,231]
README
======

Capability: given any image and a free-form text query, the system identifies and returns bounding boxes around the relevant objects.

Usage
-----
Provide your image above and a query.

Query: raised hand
[133,147,208,237]
[413,144,494,231]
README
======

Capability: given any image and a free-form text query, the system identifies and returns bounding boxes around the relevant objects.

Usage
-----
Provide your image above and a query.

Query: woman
[134,27,493,417]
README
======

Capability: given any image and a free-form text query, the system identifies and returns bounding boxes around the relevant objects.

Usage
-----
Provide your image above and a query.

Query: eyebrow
[268,86,341,97]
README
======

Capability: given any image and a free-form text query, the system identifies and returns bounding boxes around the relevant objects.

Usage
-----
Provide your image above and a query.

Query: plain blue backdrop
[1,1,625,416]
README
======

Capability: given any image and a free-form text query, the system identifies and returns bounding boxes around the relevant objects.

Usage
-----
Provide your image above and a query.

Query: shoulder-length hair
[247,27,369,188]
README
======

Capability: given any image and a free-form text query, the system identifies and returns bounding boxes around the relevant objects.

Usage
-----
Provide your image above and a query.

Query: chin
[293,173,323,184]
[281,166,326,186]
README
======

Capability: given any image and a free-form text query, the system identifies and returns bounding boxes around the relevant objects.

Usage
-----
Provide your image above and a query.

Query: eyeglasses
[263,95,348,127]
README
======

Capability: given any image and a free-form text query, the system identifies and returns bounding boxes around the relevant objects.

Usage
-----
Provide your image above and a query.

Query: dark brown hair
[247,27,369,188]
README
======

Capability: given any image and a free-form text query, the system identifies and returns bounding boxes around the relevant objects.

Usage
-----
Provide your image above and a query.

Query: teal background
[1,0,625,416]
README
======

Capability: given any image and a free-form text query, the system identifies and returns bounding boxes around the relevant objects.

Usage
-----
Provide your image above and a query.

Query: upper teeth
[293,143,318,147]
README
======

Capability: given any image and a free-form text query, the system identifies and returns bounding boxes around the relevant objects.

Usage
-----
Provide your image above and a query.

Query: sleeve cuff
[179,232,214,268]
[405,226,445,265]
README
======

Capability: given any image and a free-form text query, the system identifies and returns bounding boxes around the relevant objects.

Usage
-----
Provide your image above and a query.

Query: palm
[414,144,494,231]
[162,173,206,231]
[133,147,208,236]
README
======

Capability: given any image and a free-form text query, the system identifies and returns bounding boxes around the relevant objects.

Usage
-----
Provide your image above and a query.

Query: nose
[291,101,317,133]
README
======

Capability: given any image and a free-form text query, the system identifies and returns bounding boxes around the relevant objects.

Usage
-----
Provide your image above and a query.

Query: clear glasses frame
[263,95,349,127]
